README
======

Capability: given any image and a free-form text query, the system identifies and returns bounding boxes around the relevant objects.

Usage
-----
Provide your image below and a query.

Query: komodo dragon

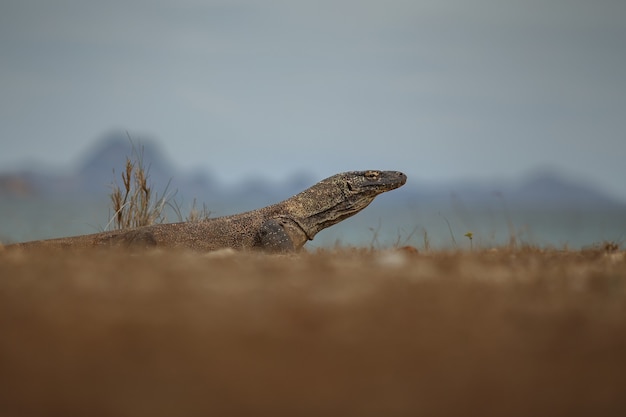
[7,170,407,252]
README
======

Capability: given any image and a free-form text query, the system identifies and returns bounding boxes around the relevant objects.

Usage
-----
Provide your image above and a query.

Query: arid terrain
[1,246,625,416]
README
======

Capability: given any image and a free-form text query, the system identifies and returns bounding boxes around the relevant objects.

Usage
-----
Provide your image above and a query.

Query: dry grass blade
[186,198,212,222]
[106,141,173,231]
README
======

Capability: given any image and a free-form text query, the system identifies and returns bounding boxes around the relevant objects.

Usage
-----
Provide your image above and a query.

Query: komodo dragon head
[284,170,407,239]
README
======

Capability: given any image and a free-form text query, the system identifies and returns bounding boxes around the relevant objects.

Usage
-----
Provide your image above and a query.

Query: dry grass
[1,246,625,417]
[108,145,171,230]
[107,141,210,230]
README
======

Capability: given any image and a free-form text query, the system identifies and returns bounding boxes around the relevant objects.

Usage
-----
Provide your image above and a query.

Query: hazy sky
[2,0,625,199]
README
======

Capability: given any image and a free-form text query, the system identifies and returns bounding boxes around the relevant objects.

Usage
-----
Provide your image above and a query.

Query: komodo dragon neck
[272,170,407,241]
[6,170,407,252]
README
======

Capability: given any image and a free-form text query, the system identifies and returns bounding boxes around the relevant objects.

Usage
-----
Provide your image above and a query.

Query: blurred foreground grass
[1,246,625,417]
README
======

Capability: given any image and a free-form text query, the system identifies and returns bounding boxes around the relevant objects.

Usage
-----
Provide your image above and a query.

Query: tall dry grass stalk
[107,144,171,231]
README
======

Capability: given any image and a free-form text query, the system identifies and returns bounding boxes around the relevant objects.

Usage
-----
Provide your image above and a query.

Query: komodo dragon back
[7,170,407,252]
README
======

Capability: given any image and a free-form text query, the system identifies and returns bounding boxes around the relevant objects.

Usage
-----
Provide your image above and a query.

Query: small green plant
[464,231,474,250]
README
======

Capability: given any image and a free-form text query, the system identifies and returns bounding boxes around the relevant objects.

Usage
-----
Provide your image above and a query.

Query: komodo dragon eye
[364,171,380,180]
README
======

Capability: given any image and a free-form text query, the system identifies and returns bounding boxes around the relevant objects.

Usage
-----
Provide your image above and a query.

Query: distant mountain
[1,135,625,212]
[77,133,177,192]
[511,170,622,208]
[0,132,218,200]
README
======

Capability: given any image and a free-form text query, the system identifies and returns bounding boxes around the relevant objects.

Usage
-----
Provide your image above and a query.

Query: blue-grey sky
[2,0,625,199]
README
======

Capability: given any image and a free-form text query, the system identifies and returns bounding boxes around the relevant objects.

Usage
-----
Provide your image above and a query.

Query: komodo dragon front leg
[255,218,299,252]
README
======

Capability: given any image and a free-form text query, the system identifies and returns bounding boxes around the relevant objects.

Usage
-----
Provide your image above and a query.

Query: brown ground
[1,246,625,417]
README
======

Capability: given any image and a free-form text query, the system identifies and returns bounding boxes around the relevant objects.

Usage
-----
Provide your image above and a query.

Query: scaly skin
[7,170,407,252]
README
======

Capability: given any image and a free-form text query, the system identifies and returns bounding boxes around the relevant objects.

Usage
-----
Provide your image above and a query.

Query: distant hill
[1,134,625,211]
[511,170,622,208]
[0,132,218,201]
[77,134,177,192]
